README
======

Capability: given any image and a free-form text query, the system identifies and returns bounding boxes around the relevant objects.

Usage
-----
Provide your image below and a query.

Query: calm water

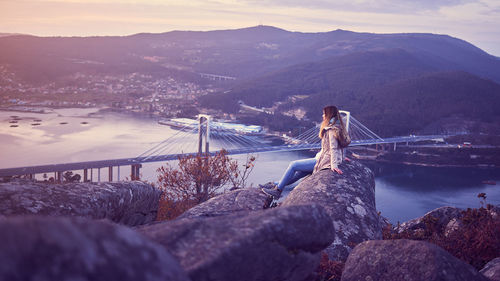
[367,163,500,223]
[1,108,499,223]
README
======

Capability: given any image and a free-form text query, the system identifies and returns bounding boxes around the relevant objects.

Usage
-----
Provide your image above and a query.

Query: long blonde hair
[319,105,346,139]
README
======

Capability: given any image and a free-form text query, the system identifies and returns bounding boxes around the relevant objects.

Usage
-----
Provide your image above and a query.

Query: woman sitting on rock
[261,105,349,199]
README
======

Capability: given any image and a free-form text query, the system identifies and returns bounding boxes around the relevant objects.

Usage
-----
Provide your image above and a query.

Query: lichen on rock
[0,216,190,281]
[139,204,334,281]
[282,160,382,261]
[342,239,490,281]
[0,179,161,226]
[178,187,272,219]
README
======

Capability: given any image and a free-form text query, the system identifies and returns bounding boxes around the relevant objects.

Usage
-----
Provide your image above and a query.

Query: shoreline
[357,158,499,169]
[0,106,52,114]
[350,145,500,169]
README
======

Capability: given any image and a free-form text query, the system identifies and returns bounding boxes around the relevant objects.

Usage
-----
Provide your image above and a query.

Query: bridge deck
[0,135,445,177]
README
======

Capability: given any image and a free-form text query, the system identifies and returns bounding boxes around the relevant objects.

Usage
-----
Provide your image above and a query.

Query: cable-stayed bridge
[138,113,443,161]
[0,111,448,181]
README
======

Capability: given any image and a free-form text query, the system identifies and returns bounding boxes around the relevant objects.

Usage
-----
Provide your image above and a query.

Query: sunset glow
[1,0,499,55]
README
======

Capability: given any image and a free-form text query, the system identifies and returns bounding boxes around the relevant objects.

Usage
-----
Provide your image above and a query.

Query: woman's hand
[333,167,343,174]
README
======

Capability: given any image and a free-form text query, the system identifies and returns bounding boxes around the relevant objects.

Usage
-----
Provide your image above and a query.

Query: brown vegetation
[156,150,256,220]
[383,203,500,270]
[312,252,344,281]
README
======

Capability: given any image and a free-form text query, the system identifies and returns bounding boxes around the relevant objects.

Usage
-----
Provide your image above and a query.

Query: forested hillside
[200,50,500,136]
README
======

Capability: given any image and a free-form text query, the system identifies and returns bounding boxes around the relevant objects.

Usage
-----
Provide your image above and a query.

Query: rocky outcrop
[0,216,190,281]
[282,161,381,261]
[0,179,161,226]
[341,239,489,281]
[139,204,334,281]
[397,206,463,234]
[481,258,500,281]
[178,188,272,219]
[397,205,500,238]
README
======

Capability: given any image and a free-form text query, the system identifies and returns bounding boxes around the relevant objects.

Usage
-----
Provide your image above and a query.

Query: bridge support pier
[84,169,88,182]
[56,171,62,183]
[108,166,113,182]
[394,143,397,151]
[98,168,101,182]
[117,166,120,181]
[137,164,141,180]
[131,164,141,181]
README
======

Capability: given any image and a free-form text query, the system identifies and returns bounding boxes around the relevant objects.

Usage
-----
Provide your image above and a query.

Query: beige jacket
[313,126,343,173]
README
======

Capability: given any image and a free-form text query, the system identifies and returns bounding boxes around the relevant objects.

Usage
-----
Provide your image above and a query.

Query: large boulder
[397,206,463,234]
[0,179,161,226]
[282,160,381,261]
[178,188,272,219]
[341,239,489,281]
[0,216,190,281]
[139,204,334,281]
[480,257,500,281]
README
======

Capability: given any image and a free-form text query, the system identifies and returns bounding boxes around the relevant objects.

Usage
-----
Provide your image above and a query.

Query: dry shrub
[445,205,500,269]
[383,204,500,270]
[312,252,345,281]
[156,150,256,221]
[156,196,198,221]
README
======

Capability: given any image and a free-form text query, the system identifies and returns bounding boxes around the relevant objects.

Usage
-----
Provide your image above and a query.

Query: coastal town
[0,64,214,118]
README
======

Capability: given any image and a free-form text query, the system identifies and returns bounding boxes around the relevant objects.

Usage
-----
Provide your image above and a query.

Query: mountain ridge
[1,25,498,83]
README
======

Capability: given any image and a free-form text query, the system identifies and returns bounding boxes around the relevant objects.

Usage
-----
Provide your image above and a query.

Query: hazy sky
[1,0,500,56]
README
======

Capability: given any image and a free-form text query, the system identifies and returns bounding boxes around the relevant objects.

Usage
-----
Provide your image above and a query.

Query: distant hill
[200,49,500,136]
[339,71,500,136]
[0,35,201,84]
[1,25,500,84]
[131,26,500,82]
[0,33,26,37]
[201,49,437,109]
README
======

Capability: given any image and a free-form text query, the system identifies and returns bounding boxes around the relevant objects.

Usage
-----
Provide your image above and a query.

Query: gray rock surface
[481,257,500,281]
[398,206,463,234]
[0,216,190,281]
[341,239,489,281]
[139,204,334,281]
[282,160,381,261]
[0,179,161,226]
[178,188,272,219]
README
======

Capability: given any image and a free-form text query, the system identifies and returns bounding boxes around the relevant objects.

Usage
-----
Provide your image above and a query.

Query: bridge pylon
[339,110,351,132]
[198,114,211,155]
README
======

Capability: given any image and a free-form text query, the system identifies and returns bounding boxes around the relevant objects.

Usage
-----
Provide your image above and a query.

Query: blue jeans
[277,158,316,190]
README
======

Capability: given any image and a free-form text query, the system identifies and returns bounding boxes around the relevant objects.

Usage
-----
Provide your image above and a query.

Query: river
[1,108,499,224]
